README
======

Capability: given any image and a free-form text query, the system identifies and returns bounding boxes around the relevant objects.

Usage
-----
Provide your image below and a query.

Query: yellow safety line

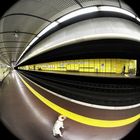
[18,74,140,128]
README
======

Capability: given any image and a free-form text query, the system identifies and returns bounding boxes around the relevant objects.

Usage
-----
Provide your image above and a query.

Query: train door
[89,59,95,72]
[100,59,106,73]
[111,59,116,73]
[95,59,100,73]
[105,59,111,73]
[116,59,122,74]
[66,61,71,71]
[129,60,137,75]
[74,60,79,72]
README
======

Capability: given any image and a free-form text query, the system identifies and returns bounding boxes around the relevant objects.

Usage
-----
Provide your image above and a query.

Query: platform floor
[0,70,139,140]
[0,118,139,140]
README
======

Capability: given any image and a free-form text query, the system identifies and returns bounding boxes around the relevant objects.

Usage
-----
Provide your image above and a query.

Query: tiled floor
[0,121,139,140]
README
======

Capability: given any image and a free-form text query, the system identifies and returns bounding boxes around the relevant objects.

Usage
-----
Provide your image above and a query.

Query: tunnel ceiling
[0,0,139,66]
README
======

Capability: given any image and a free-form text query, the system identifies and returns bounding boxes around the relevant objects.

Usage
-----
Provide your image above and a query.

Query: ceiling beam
[1,13,51,22]
[0,41,28,43]
[118,0,122,8]
[0,31,36,35]
[0,51,22,53]
[0,47,24,49]
[74,0,83,8]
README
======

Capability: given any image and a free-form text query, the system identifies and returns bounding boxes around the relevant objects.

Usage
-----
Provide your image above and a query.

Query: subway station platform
[0,0,140,140]
[0,70,139,140]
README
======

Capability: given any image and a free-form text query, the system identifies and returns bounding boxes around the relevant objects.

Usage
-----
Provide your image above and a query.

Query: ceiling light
[38,22,59,37]
[16,36,39,64]
[136,17,140,22]
[98,6,136,19]
[28,36,39,46]
[57,7,98,23]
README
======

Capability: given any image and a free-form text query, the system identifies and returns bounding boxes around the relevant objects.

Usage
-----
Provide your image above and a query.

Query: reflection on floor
[0,121,139,140]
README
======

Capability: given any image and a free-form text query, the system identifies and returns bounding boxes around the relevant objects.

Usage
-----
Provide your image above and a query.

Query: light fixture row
[16,6,140,65]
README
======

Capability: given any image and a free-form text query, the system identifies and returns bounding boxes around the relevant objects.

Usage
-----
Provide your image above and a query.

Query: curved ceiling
[0,0,139,66]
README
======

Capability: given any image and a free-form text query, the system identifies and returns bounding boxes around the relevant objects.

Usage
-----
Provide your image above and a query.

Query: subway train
[0,0,140,140]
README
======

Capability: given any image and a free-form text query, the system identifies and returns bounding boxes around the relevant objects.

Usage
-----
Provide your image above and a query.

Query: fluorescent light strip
[99,6,136,18]
[28,36,39,46]
[38,21,59,37]
[58,6,137,23]
[57,7,98,23]
[136,17,140,22]
[16,36,39,64]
